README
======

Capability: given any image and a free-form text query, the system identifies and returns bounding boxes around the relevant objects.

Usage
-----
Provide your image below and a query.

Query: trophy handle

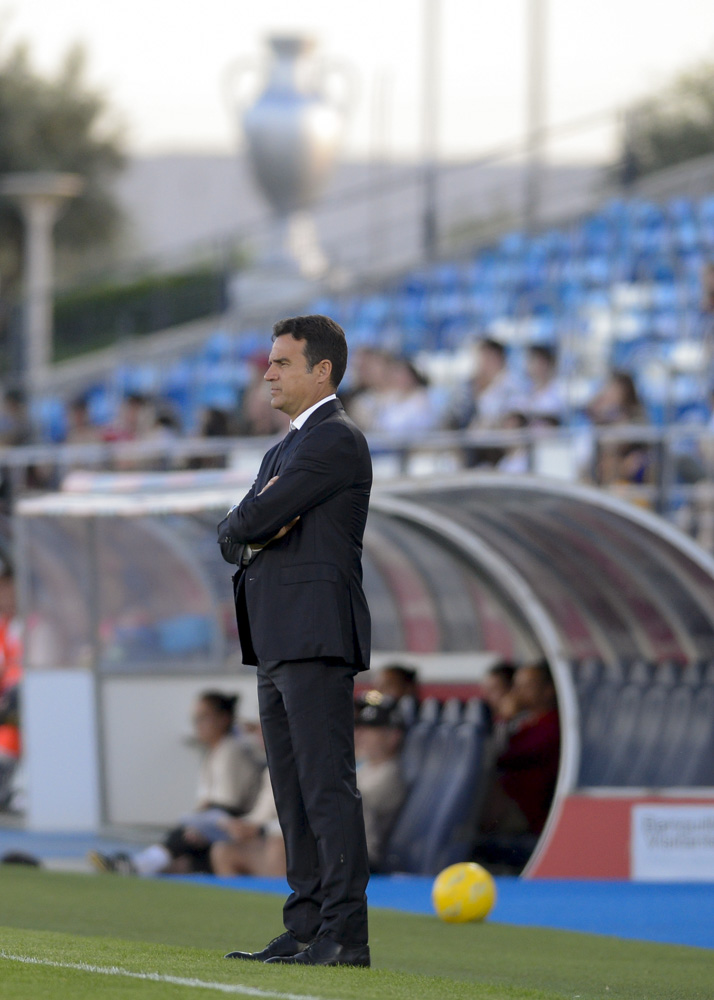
[221,57,261,116]
[315,59,357,116]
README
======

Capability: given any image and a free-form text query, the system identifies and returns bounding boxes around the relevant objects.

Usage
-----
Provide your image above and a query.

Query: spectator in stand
[519,345,565,423]
[103,392,155,442]
[494,412,530,475]
[189,407,233,470]
[609,441,655,508]
[480,661,560,839]
[468,339,523,430]
[89,691,264,875]
[342,347,392,432]
[587,370,647,427]
[453,338,523,467]
[235,352,288,437]
[0,389,32,446]
[65,396,103,445]
[370,356,441,436]
[200,408,232,438]
[353,693,407,872]
[584,371,650,485]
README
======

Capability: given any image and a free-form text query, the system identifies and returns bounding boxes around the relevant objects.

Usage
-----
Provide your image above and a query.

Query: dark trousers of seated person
[163,827,212,873]
[258,658,369,949]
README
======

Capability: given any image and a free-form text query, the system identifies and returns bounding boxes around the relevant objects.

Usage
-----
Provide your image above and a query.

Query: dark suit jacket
[218,398,372,669]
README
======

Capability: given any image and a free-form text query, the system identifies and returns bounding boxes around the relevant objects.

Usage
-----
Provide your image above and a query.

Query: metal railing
[2,423,714,547]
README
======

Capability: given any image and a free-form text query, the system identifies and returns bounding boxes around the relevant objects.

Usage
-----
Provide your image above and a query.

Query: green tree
[620,60,714,182]
[0,39,126,287]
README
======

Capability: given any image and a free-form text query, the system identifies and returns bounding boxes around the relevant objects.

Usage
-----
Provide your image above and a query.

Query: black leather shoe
[266,936,370,967]
[224,931,311,961]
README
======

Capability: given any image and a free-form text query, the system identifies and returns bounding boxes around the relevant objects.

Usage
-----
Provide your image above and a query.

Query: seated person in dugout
[209,762,286,878]
[375,663,420,726]
[209,691,407,877]
[353,692,407,872]
[90,691,264,875]
[479,661,560,840]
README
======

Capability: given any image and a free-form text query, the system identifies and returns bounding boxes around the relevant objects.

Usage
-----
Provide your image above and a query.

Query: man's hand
[250,476,300,548]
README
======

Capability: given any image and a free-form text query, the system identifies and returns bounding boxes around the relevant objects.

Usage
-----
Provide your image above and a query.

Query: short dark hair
[199,690,239,722]
[488,662,516,687]
[479,338,506,359]
[272,315,348,389]
[382,663,418,685]
[525,660,554,689]
[528,344,555,366]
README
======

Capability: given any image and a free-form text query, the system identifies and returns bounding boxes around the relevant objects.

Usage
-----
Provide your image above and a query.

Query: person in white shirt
[518,345,566,423]
[371,357,442,436]
[89,691,264,875]
[209,764,286,877]
[469,339,523,430]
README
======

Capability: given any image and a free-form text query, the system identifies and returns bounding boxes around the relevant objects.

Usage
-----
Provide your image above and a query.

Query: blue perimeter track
[179,873,714,951]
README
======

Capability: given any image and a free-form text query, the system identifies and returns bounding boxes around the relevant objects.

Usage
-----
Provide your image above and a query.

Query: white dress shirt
[290,393,337,431]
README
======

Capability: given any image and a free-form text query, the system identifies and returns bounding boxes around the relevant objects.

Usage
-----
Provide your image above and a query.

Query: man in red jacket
[488,661,560,837]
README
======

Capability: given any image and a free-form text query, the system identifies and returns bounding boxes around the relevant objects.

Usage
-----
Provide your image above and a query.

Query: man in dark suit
[217,315,372,968]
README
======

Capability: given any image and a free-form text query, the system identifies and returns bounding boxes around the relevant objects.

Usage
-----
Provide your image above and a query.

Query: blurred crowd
[0,336,677,497]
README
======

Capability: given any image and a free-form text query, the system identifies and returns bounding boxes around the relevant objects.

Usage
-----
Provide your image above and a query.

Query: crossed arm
[220,426,357,555]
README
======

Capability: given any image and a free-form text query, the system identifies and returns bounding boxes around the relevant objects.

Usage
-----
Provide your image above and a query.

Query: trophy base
[228,266,320,318]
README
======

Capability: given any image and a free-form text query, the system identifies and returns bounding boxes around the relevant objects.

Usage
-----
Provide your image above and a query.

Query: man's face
[482,673,509,712]
[512,667,549,713]
[479,345,504,380]
[265,333,326,420]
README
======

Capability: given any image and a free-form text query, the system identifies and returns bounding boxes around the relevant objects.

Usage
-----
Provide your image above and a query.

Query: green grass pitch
[0,867,712,999]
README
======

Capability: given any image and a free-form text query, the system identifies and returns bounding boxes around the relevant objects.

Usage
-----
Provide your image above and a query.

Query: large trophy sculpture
[230,35,348,284]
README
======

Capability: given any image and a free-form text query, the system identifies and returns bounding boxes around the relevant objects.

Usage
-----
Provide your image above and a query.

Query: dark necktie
[276,427,298,471]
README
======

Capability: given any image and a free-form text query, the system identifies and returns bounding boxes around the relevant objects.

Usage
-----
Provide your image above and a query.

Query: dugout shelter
[15,472,714,879]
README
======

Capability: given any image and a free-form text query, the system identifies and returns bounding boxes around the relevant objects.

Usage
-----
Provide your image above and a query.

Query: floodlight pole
[524,0,547,234]
[421,0,441,260]
[0,172,83,399]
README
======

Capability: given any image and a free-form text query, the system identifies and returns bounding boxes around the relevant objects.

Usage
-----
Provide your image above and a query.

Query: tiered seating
[36,193,714,439]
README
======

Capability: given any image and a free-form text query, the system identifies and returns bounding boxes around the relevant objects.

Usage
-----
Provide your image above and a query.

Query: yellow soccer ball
[431,862,497,923]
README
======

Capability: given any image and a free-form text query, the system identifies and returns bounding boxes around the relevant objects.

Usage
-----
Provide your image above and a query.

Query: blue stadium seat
[440,698,463,725]
[624,683,671,786]
[677,685,714,785]
[646,683,695,787]
[578,664,626,786]
[384,720,487,874]
[417,697,441,724]
[400,718,438,788]
[421,723,489,873]
[595,682,644,785]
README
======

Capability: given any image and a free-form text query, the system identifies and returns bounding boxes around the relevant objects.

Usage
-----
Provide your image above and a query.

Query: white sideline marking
[0,951,336,1000]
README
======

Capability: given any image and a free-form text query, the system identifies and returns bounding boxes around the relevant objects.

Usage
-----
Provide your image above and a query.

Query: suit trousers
[257,658,369,948]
